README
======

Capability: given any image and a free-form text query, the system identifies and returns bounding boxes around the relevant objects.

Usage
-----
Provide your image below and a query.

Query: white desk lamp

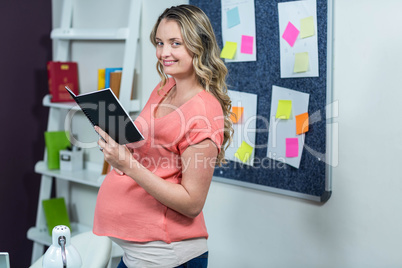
[42,225,82,268]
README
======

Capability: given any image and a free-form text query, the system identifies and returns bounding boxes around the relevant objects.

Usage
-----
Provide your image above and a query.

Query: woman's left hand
[95,126,133,174]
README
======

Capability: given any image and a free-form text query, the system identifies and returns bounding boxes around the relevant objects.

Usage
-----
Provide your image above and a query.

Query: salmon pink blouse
[93,78,224,243]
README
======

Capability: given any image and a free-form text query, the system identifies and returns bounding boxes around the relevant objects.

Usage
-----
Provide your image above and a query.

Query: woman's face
[155,19,194,80]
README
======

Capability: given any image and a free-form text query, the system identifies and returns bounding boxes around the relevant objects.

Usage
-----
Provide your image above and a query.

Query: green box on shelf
[44,131,71,169]
[42,197,71,236]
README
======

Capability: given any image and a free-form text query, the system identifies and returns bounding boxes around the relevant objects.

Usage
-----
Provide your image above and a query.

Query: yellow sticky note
[300,16,315,38]
[276,100,292,119]
[235,141,253,163]
[230,106,244,124]
[294,52,309,73]
[220,41,237,59]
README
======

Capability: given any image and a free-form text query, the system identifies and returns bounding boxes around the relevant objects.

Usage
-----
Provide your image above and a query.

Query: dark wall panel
[0,1,51,266]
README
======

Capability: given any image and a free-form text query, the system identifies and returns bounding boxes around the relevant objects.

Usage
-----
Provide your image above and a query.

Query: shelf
[42,94,78,110]
[27,222,91,246]
[51,28,129,40]
[27,223,123,257]
[43,94,141,113]
[35,161,105,187]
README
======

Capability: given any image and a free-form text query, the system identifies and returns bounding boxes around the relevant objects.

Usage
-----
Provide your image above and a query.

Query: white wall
[202,1,402,267]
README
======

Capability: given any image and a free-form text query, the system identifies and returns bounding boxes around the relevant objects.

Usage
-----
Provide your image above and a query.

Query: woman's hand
[95,126,133,175]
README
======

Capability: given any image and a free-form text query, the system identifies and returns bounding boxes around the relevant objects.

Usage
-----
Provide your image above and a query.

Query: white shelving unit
[28,0,142,265]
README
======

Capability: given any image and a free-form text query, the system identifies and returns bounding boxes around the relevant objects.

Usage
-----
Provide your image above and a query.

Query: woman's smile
[163,60,177,66]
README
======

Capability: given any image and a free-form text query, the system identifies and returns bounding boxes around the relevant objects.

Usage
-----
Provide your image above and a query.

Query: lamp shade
[42,225,82,268]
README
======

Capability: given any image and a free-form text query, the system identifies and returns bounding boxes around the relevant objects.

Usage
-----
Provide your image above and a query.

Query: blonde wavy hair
[150,5,233,166]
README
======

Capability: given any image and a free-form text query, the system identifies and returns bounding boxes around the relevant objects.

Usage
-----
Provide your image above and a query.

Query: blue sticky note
[227,7,240,28]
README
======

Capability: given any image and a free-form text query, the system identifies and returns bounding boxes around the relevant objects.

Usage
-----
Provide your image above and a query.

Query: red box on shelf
[47,61,79,102]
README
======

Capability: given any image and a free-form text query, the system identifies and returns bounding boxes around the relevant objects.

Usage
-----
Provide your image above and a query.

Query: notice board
[189,0,334,202]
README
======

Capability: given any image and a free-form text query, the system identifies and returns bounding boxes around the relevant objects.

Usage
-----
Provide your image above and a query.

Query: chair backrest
[71,232,112,268]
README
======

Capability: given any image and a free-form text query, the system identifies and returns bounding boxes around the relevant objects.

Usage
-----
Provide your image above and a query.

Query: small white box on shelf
[59,147,83,171]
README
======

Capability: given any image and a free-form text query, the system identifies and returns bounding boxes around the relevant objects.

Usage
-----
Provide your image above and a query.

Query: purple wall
[0,1,51,266]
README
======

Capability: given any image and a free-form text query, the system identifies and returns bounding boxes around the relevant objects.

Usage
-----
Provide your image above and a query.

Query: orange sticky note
[230,106,244,124]
[296,112,309,135]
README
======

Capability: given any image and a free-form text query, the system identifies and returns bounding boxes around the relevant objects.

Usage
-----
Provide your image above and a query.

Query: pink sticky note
[240,35,254,54]
[282,22,300,47]
[286,138,299,157]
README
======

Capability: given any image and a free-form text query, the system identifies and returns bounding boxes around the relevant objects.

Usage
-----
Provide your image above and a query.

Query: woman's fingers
[95,126,118,148]
[95,126,135,175]
[95,126,107,141]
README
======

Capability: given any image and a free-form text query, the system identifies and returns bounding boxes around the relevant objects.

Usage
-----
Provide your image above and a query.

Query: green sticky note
[42,197,71,236]
[44,131,70,169]
[294,52,309,73]
[300,16,315,38]
[235,141,253,163]
[276,100,292,119]
[220,41,237,59]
